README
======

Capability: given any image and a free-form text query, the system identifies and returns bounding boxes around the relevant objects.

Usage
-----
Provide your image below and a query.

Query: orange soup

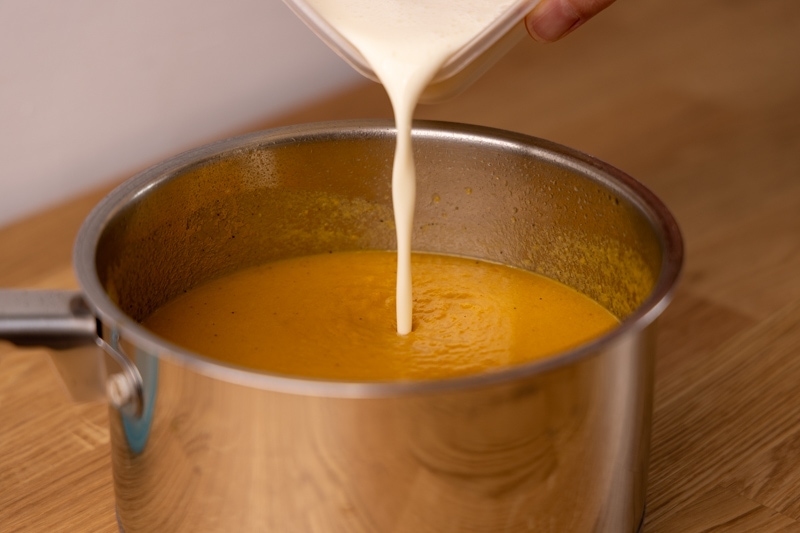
[142,251,618,380]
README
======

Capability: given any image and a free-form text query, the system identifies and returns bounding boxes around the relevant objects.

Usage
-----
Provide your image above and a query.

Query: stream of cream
[303,0,516,334]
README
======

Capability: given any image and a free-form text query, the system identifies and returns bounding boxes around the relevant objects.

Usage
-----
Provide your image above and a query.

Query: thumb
[525,0,616,43]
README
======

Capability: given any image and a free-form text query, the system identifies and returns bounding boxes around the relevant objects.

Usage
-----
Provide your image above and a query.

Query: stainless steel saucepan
[0,120,682,532]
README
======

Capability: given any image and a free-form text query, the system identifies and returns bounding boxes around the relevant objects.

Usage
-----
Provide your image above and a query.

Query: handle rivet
[107,373,136,410]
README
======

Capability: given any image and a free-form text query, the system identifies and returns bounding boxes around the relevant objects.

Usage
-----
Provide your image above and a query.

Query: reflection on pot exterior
[115,339,158,455]
[110,328,653,532]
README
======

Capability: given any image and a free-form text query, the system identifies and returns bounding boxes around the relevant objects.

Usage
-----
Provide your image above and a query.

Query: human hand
[525,0,617,43]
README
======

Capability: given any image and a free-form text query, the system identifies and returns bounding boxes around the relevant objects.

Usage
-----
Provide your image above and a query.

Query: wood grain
[646,300,800,531]
[2,0,799,530]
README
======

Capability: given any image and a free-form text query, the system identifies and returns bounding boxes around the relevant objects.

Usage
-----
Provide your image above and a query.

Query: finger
[525,0,617,43]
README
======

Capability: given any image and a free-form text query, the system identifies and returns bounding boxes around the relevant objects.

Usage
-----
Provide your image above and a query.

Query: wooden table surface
[2,0,799,531]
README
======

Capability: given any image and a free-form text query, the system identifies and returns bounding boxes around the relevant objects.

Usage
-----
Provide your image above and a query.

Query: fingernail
[526,0,583,43]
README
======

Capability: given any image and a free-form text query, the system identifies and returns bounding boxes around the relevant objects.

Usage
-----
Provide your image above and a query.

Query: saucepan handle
[0,289,143,415]
[0,289,96,345]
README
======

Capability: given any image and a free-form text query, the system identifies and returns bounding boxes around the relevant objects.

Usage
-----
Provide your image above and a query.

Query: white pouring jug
[282,0,541,102]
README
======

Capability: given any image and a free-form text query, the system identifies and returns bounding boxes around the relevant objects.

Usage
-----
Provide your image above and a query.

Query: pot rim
[74,119,683,398]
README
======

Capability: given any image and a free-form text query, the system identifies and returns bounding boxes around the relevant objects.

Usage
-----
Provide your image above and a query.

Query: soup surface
[142,251,618,380]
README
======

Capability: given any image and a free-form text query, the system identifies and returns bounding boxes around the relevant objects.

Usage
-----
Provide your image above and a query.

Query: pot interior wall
[95,128,661,324]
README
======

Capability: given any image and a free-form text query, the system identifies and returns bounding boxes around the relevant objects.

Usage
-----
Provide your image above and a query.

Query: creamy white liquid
[304,0,516,334]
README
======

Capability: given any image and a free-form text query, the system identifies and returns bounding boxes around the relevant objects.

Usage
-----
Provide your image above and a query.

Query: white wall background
[0,0,361,228]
